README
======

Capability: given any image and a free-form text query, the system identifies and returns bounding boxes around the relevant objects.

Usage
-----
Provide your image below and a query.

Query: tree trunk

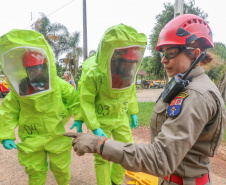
[73,58,78,76]
[218,71,226,103]
[63,58,69,70]
[69,59,72,72]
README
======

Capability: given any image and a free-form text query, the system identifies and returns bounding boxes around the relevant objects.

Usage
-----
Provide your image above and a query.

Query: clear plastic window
[2,47,50,96]
[110,46,145,89]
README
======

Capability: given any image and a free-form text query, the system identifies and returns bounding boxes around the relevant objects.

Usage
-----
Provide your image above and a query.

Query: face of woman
[160,46,194,78]
[64,72,68,79]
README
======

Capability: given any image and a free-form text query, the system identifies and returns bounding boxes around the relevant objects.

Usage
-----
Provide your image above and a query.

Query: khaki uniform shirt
[102,67,226,185]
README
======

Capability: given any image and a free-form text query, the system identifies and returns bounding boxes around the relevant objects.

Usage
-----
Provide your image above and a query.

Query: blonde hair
[65,71,75,82]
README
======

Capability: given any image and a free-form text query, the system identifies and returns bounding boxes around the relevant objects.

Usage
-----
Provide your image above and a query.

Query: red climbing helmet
[22,51,47,68]
[156,14,213,51]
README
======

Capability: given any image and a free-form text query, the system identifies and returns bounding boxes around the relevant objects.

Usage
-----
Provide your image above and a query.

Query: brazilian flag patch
[167,92,188,117]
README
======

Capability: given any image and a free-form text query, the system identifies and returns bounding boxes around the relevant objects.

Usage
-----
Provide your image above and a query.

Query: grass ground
[136,102,155,127]
[137,102,226,142]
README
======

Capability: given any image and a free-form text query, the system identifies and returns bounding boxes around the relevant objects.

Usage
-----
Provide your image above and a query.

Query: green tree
[32,13,69,61]
[141,56,153,74]
[208,42,226,102]
[32,13,83,77]
[55,62,65,79]
[148,1,208,79]
[63,31,83,76]
[206,42,226,84]
[149,3,174,79]
[140,56,163,80]
[209,42,226,60]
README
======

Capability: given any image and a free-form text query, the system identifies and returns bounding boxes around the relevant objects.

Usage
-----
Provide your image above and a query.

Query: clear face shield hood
[110,46,145,89]
[1,47,50,96]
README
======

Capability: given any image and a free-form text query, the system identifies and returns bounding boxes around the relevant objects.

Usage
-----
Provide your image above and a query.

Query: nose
[161,57,169,64]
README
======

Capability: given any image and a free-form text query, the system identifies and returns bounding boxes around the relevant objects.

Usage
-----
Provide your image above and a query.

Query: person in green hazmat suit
[71,24,147,185]
[0,29,79,185]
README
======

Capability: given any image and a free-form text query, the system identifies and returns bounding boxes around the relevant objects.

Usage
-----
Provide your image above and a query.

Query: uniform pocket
[150,100,168,133]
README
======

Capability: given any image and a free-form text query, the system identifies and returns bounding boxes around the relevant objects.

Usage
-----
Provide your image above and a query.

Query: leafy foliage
[141,56,153,74]
[141,56,165,80]
[183,1,208,20]
[32,13,83,77]
[55,62,65,79]
[206,42,226,85]
[32,13,69,61]
[63,31,83,76]
[209,42,226,60]
[148,3,174,79]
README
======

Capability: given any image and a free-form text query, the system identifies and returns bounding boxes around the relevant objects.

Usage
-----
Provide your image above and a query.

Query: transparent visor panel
[2,47,50,96]
[110,46,145,89]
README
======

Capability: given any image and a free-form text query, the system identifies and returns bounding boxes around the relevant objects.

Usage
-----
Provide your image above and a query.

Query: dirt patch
[0,89,225,185]
[136,88,163,102]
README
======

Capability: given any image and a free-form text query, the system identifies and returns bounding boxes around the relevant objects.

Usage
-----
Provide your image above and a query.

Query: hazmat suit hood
[0,29,57,101]
[95,23,147,91]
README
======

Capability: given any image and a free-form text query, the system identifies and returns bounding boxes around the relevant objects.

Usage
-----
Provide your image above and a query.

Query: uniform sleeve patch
[167,92,189,117]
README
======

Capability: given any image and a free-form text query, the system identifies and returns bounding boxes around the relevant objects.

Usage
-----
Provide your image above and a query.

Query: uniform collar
[187,66,205,79]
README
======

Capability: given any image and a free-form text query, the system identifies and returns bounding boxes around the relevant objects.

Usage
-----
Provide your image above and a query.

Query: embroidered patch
[167,92,189,117]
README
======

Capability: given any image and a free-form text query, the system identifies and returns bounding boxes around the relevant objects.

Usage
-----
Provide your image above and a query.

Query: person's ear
[194,48,201,58]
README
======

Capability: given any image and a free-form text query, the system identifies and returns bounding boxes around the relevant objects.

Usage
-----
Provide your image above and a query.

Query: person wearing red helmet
[0,29,79,185]
[65,14,226,185]
[19,51,49,95]
[156,14,214,78]
[69,24,147,185]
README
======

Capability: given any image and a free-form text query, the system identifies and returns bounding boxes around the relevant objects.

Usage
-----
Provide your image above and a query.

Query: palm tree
[64,32,82,76]
[32,13,82,76]
[32,13,69,61]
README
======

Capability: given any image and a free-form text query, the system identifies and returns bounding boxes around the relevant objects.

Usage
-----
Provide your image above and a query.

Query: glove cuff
[96,136,108,155]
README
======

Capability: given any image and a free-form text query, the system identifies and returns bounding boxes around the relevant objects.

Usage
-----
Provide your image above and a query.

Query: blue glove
[93,128,108,138]
[3,139,17,150]
[70,120,83,133]
[130,114,138,129]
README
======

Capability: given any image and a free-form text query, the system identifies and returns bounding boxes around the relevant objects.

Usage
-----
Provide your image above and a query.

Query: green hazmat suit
[0,29,79,185]
[77,24,147,185]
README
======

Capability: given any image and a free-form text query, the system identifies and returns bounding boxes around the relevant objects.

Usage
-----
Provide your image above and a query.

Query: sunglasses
[159,46,195,59]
